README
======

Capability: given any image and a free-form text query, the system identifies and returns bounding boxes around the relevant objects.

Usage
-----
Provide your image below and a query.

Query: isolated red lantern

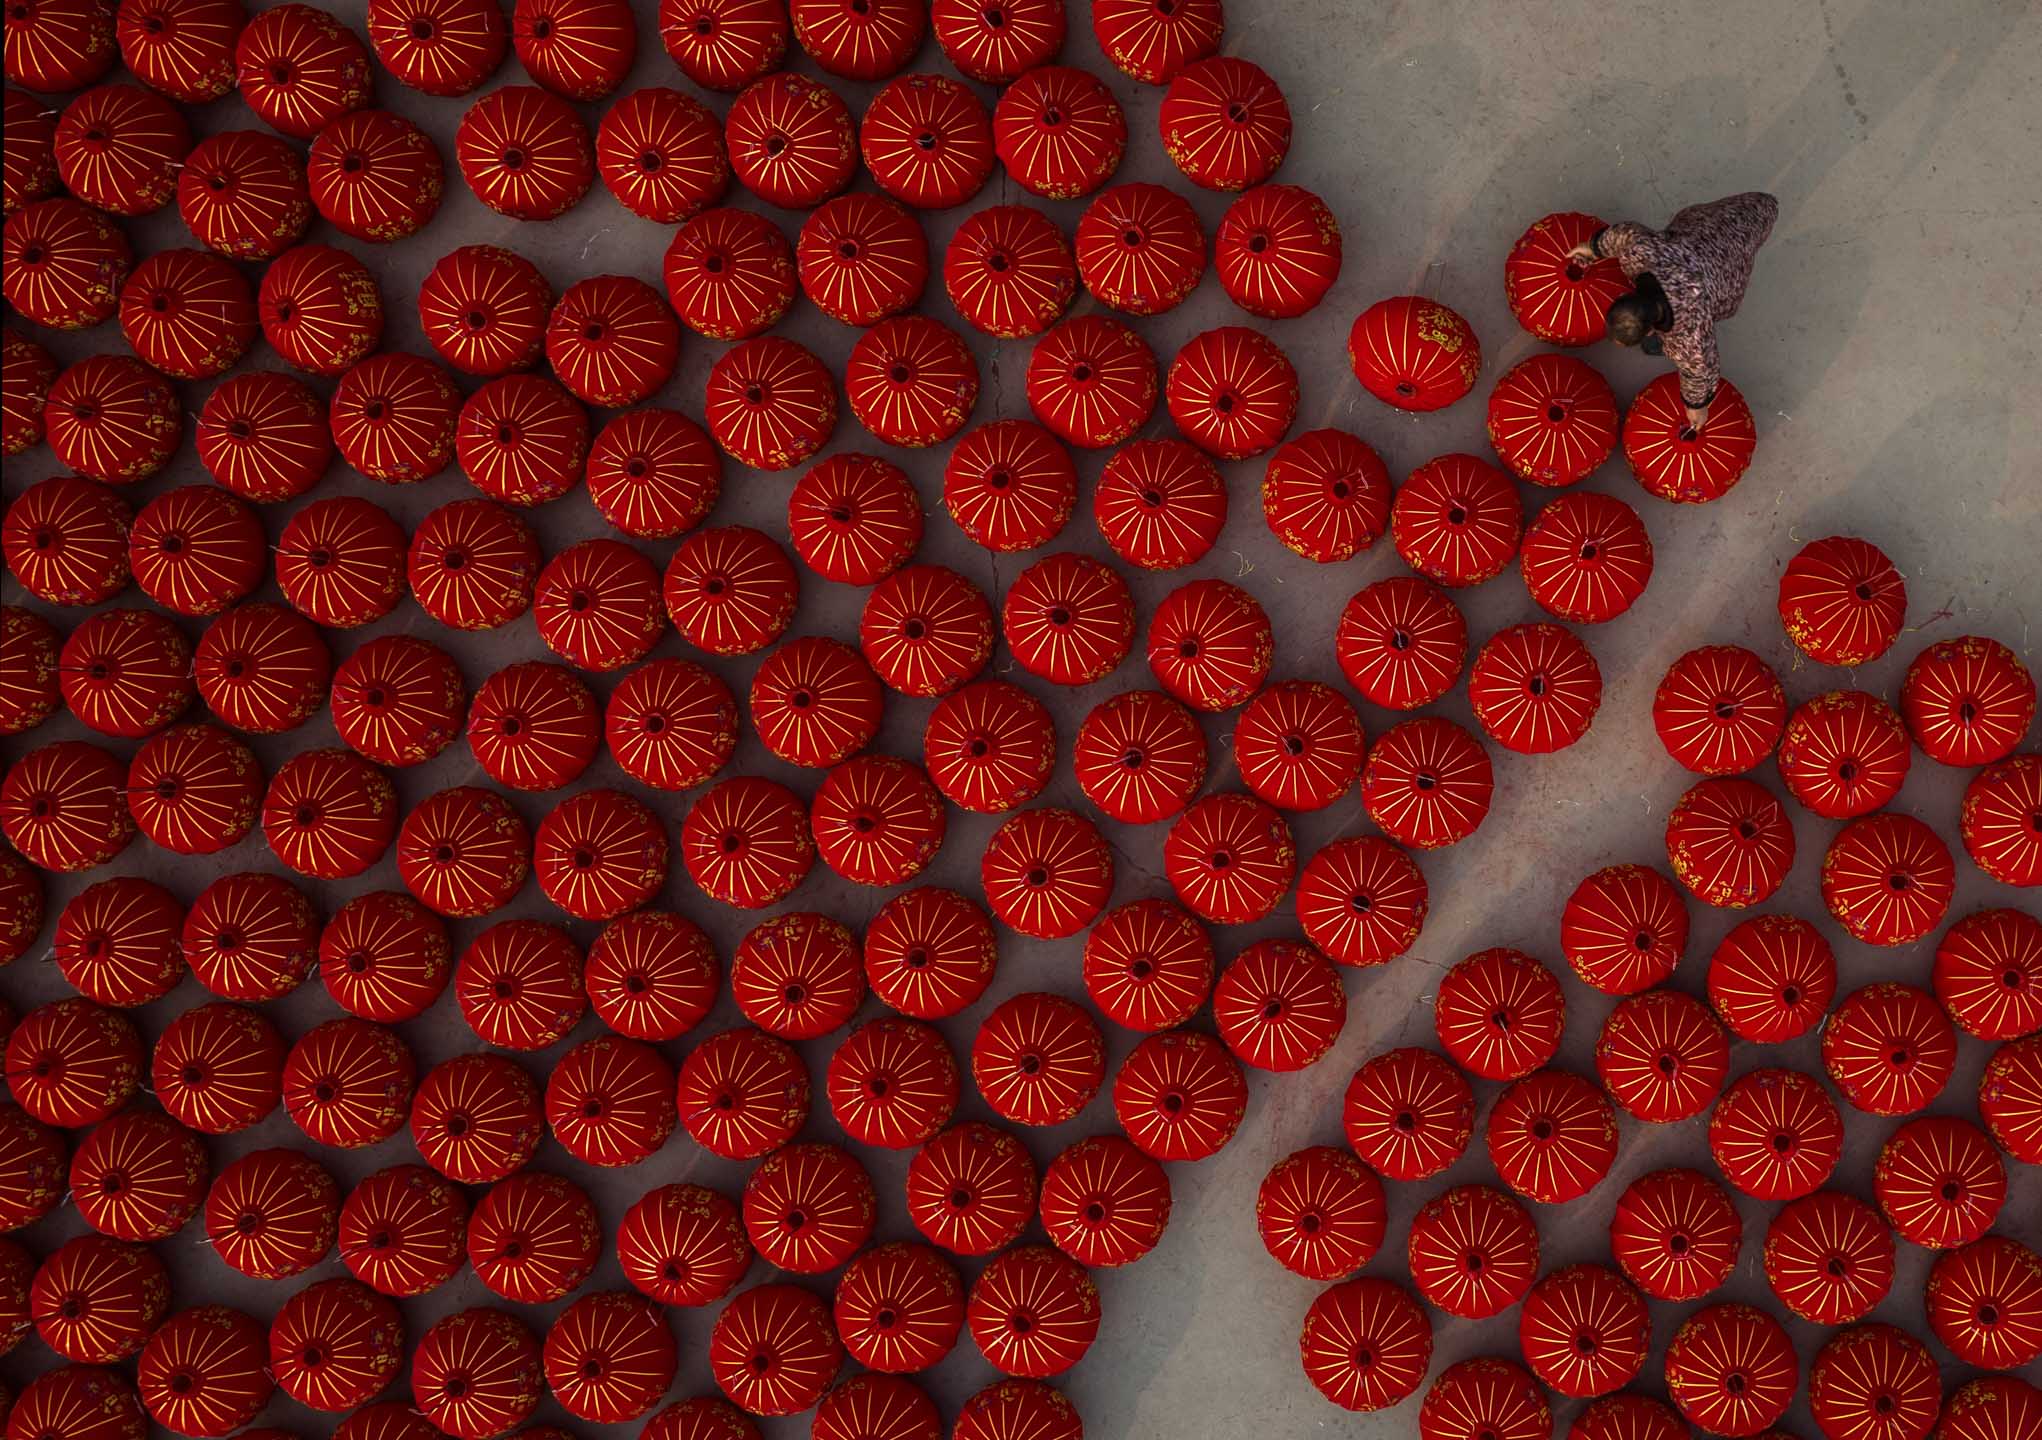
[1624,372,1758,504]
[1504,211,1628,346]
[1652,644,1784,775]
[544,1291,676,1424]
[467,1171,599,1303]
[1663,1303,1797,1438]
[1113,1028,1245,1162]
[863,886,999,1020]
[153,1002,282,1133]
[412,1307,543,1439]
[724,72,854,208]
[707,1283,843,1416]
[972,991,1103,1128]
[1071,689,1205,825]
[1597,988,1729,1123]
[1762,1189,1895,1324]
[268,1276,404,1412]
[1348,295,1480,412]
[944,208,1075,341]
[860,73,994,210]
[827,1018,959,1149]
[1964,753,2042,886]
[32,1234,169,1362]
[1665,776,1795,907]
[203,1147,338,1279]
[1900,635,2035,767]
[337,1162,467,1296]
[1777,534,1908,666]
[455,84,594,219]
[1038,1133,1170,1268]
[182,870,317,1001]
[905,1121,1035,1257]
[676,1026,809,1161]
[136,1306,271,1437]
[1810,1324,1941,1440]
[934,0,1061,81]
[6,996,143,1126]
[55,877,183,1006]
[1435,947,1564,1082]
[283,1017,416,1149]
[1608,1166,1741,1303]
[1341,1046,1473,1182]
[1875,1114,2006,1249]
[259,244,383,374]
[1927,1235,2042,1370]
[1822,981,1957,1115]
[1299,1276,1431,1414]
[1708,1067,1844,1201]
[1706,912,1836,1043]
[662,207,796,340]
[618,1183,749,1308]
[1821,813,1955,946]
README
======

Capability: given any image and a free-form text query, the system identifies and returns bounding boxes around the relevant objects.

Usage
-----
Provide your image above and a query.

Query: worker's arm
[1669,318,1720,430]
[1566,222,1653,265]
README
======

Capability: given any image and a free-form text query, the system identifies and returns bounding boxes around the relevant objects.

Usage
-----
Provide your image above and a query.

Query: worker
[1568,192,1780,430]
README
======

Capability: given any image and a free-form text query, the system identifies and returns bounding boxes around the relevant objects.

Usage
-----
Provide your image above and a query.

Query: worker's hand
[1685,404,1710,432]
[1565,241,1598,263]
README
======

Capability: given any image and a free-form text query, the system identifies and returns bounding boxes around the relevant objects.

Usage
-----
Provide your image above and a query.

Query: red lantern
[1072,688,1206,825]
[724,72,854,209]
[545,275,678,407]
[1341,1046,1472,1182]
[662,207,796,339]
[307,109,443,243]
[972,992,1103,1127]
[44,353,181,483]
[0,606,59,738]
[1001,552,1133,686]
[944,209,1075,341]
[729,911,862,1040]
[1256,1145,1385,1282]
[417,244,550,374]
[1348,295,1480,412]
[657,0,786,90]
[1113,1028,1245,1162]
[547,1034,676,1167]
[617,1183,750,1308]
[844,314,979,449]
[1336,576,1465,710]
[1936,908,2042,1040]
[268,1277,404,1412]
[182,871,317,1000]
[750,637,882,772]
[2,199,131,331]
[1261,428,1389,564]
[1093,439,1225,571]
[1074,183,1203,316]
[1964,753,2042,886]
[645,1400,763,1440]
[337,1162,467,1296]
[1421,1358,1550,1440]
[1706,912,1836,1043]
[127,486,264,619]
[137,1306,271,1437]
[451,376,588,510]
[676,1026,809,1161]
[51,83,188,216]
[3,94,60,215]
[54,610,191,739]
[1810,1324,1941,1440]
[663,525,800,658]
[2,740,133,870]
[410,1053,541,1184]
[813,1375,938,1440]
[1596,988,1729,1123]
[533,787,667,921]
[192,601,332,734]
[1608,1166,1741,1303]
[454,919,583,1049]
[586,408,722,539]
[1159,57,1290,192]
[0,1102,66,1229]
[1517,1265,1648,1398]
[1485,1068,1617,1204]
[1024,314,1156,448]
[1413,1176,1535,1315]
[811,755,946,887]
[152,1002,282,1133]
[933,0,1061,82]
[1708,1067,1844,1200]
[981,807,1115,938]
[859,563,995,697]
[513,0,634,99]
[826,1017,959,1148]
[55,877,184,1006]
[831,1239,964,1375]
[994,65,1123,199]
[1392,451,1522,587]
[203,1147,338,1279]
[1162,792,1293,923]
[1520,490,1653,624]
[860,73,994,210]
[467,1171,599,1303]
[1931,1378,2042,1440]
[680,775,813,908]
[598,86,728,223]
[1165,325,1296,460]
[1298,1276,1431,1413]
[0,1236,29,1355]
[954,1381,1081,1440]
[1821,814,1955,945]
[862,886,998,1020]
[585,909,717,1042]
[1822,981,1956,1116]
[396,786,532,918]
[1081,896,1214,1029]
[1,330,57,458]
[1762,1189,1894,1324]
[175,131,310,262]
[708,1283,842,1417]
[1216,184,1340,319]
[235,4,371,138]
[1665,776,1795,907]
[706,334,839,469]
[1213,937,1344,1071]
[1901,635,2035,767]
[1927,1235,2042,1369]
[1776,690,1911,819]
[544,1291,676,1424]
[1664,1303,1797,1437]
[262,748,397,880]
[412,1308,543,1439]
[1469,622,1603,754]
[1624,372,1758,503]
[1434,947,1564,1081]
[6,997,142,1126]
[464,661,598,793]
[1504,211,1626,345]
[1038,1133,1169,1268]
[742,1141,875,1274]
[3,478,132,607]
[283,1017,415,1148]
[32,1234,169,1362]
[1362,717,1494,851]
[1875,1114,2006,1249]
[366,0,508,94]
[1777,534,1908,666]
[9,1368,145,1440]
[455,84,594,219]
[117,249,255,380]
[1294,836,1426,969]
[904,1121,1034,1257]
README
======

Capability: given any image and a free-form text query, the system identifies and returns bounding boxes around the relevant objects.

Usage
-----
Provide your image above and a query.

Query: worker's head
[1605,293,1657,347]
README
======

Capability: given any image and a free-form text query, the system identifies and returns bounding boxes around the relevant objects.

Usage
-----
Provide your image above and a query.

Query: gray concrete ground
[5,0,2042,1437]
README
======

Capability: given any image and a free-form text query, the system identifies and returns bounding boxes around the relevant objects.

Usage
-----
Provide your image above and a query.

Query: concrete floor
[5,0,2042,1437]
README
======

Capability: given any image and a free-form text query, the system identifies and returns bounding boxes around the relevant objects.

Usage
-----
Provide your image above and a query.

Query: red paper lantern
[153,1002,282,1133]
[44,353,181,483]
[319,891,451,1023]
[2,199,131,330]
[657,0,786,89]
[598,86,728,222]
[1624,371,1758,503]
[337,1162,468,1296]
[1664,1303,1797,1437]
[859,562,995,696]
[1810,1324,1941,1440]
[203,1147,338,1279]
[1024,313,1156,448]
[1092,0,1214,82]
[1608,1166,1740,1303]
[1777,690,1912,821]
[8,1368,146,1440]
[513,0,634,99]
[645,1399,763,1440]
[1159,56,1290,191]
[1213,937,1345,1071]
[812,1375,939,1440]
[455,919,584,1049]
[1295,836,1426,969]
[862,886,998,1020]
[1486,353,1618,486]
[933,0,1061,82]
[1519,489,1654,624]
[4,89,61,213]
[1777,534,1908,666]
[1392,451,1522,587]
[788,452,923,584]
[51,82,189,216]
[54,877,181,1006]
[972,991,1103,1127]
[1038,1133,1170,1268]
[860,73,993,210]
[1485,1068,1617,1204]
[259,244,383,375]
[994,65,1123,199]
[1217,184,1341,319]
[1902,635,2036,767]
[6,996,142,1126]
[1435,947,1564,1082]
[0,606,60,740]
[177,131,311,261]
[455,84,594,219]
[723,71,853,208]
[662,526,799,658]
[1468,621,1603,755]
[967,1245,1099,1378]
[730,911,862,1040]
[181,870,317,1000]
[532,786,667,921]
[1963,753,2042,886]
[2,329,58,457]
[1596,988,1729,1123]
[31,1234,169,1362]
[662,207,795,340]
[742,1141,875,1275]
[675,1026,809,1161]
[1935,908,2042,1040]
[545,275,677,407]
[618,1182,750,1307]
[192,600,332,735]
[544,1291,676,1424]
[56,608,192,738]
[1256,1145,1385,1282]
[1166,325,1296,459]
[981,806,1114,938]
[680,774,813,907]
[412,1308,543,1439]
[118,249,255,379]
[1093,437,1225,570]
[953,1381,1081,1440]
[1516,1265,1647,1398]
[307,108,443,243]
[1072,688,1206,825]
[1413,1184,1535,1323]
[1162,791,1294,923]
[844,314,979,448]
[1261,427,1389,564]
[905,1121,1035,1257]
[547,1034,676,1167]
[1932,1378,2042,1440]
[1664,776,1795,908]
[1362,716,1494,851]
[1822,981,1956,1114]
[467,1171,599,1302]
[1503,211,1626,345]
[366,0,508,94]
[1341,1046,1472,1181]
[1113,1028,1245,1161]
[944,207,1075,341]
[1874,1113,2006,1249]
[827,1017,960,1148]
[704,334,838,469]
[1,740,134,871]
[467,661,600,791]
[396,785,532,918]
[1074,183,1203,316]
[341,1408,459,1440]
[750,637,882,771]
[454,375,588,508]
[1299,1276,1431,1413]
[1708,1067,1844,1201]
[267,1276,405,1412]
[1348,294,1480,411]
[262,747,398,880]
[1926,1235,2042,1370]
[789,0,920,79]
[126,486,263,620]
[137,1306,271,1437]
[1762,1189,1894,1324]
[193,370,330,503]
[607,658,738,793]
[411,1053,542,1184]
[2,477,132,606]
[418,244,550,374]
[283,1017,416,1149]
[1336,576,1465,709]
[587,407,721,537]
[1421,1358,1550,1440]
[1706,912,1836,1043]
[708,1283,842,1417]
[586,909,718,1041]
[235,4,371,139]
[330,351,461,484]
[1077,899,1207,1033]
[1821,813,1955,946]
[329,639,463,770]
[1001,551,1134,685]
